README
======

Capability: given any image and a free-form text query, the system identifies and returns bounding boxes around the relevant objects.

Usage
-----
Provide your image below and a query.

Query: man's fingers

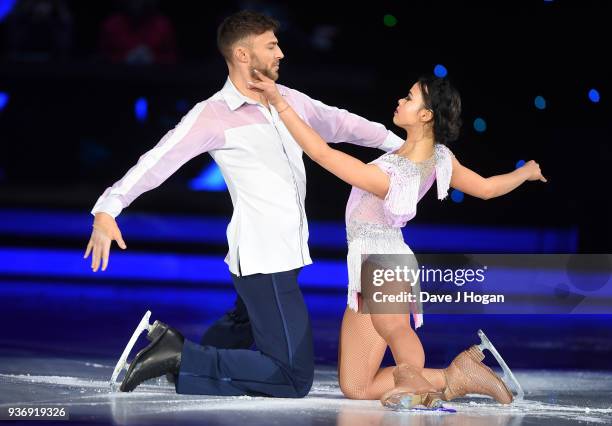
[93,249,102,272]
[91,243,97,268]
[84,240,93,259]
[92,244,100,271]
[116,234,127,250]
[101,241,111,272]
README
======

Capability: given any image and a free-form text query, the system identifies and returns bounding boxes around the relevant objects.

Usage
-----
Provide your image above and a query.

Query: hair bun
[418,76,462,145]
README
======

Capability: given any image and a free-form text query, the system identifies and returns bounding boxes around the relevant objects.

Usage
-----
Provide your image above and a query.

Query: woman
[248,71,546,409]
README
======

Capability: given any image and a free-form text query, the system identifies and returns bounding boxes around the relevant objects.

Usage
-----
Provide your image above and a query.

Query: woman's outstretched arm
[248,71,390,198]
[450,156,547,200]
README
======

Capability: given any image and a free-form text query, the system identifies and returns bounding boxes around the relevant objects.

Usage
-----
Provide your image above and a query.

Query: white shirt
[92,77,404,276]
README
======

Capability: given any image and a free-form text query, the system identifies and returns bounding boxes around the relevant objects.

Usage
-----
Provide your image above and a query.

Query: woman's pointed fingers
[252,69,271,82]
[247,81,264,92]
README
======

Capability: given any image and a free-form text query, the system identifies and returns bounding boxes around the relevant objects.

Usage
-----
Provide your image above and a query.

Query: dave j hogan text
[372,291,505,304]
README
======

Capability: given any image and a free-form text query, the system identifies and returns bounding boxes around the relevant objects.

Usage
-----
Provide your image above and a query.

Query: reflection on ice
[1,357,611,425]
[0,358,612,426]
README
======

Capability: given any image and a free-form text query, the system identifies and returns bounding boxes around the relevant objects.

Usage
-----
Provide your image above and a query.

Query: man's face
[246,30,284,81]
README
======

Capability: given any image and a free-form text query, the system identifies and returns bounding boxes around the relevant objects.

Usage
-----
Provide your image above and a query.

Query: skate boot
[442,330,524,404]
[109,311,184,391]
[120,320,184,392]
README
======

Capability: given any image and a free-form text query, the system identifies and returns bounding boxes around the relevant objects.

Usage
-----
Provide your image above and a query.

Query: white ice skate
[476,329,525,401]
[109,310,159,391]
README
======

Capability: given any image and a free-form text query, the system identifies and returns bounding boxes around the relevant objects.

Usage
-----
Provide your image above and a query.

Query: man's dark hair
[217,10,280,62]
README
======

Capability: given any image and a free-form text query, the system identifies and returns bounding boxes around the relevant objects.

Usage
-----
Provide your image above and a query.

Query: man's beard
[251,58,279,81]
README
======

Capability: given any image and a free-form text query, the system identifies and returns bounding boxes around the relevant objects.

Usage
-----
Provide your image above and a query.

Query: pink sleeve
[285,87,403,152]
[91,101,223,218]
[376,162,419,227]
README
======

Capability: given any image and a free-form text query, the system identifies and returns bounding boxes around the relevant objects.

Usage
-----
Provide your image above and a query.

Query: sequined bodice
[345,153,435,233]
[343,143,458,244]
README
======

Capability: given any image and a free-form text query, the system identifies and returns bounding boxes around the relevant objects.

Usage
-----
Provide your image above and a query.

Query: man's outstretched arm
[284,87,403,152]
[84,101,222,272]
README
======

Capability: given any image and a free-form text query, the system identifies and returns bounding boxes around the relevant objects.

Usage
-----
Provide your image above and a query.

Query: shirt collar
[221,76,288,111]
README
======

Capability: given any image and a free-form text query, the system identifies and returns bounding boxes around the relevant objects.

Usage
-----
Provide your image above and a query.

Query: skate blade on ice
[477,329,525,401]
[385,395,456,413]
[109,310,154,391]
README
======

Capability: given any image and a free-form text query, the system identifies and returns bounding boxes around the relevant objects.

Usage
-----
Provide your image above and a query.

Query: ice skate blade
[385,395,455,413]
[109,310,154,391]
[477,329,525,401]
[383,392,446,411]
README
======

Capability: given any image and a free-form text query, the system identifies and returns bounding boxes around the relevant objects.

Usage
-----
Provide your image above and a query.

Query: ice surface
[1,356,611,425]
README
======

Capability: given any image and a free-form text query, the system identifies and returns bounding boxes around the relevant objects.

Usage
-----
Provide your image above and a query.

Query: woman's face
[392,81,432,128]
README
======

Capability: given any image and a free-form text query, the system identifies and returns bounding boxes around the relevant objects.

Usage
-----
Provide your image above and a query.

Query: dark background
[0,0,609,250]
[0,0,610,373]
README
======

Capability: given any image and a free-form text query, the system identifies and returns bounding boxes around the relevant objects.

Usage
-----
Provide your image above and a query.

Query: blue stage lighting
[0,0,16,22]
[451,189,464,203]
[134,97,148,122]
[0,92,9,110]
[189,163,227,191]
[534,96,546,110]
[473,118,487,132]
[434,64,448,78]
[588,89,600,103]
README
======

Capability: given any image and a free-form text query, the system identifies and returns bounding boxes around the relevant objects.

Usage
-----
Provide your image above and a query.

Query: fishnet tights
[338,305,446,400]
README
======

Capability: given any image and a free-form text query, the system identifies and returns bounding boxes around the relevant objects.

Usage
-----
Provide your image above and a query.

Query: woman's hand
[246,69,288,110]
[522,160,548,182]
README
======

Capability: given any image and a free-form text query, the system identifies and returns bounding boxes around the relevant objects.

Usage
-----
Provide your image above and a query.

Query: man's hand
[83,212,127,272]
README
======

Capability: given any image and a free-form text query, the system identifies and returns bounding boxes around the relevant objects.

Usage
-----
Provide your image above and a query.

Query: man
[84,10,403,397]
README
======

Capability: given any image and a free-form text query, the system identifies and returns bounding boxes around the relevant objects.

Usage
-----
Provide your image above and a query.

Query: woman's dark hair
[217,11,280,62]
[417,76,462,145]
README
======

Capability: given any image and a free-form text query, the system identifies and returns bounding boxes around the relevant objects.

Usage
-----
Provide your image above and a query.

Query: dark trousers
[199,294,254,350]
[176,268,314,397]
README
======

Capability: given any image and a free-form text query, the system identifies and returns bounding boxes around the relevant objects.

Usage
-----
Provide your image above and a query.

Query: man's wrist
[94,212,114,223]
